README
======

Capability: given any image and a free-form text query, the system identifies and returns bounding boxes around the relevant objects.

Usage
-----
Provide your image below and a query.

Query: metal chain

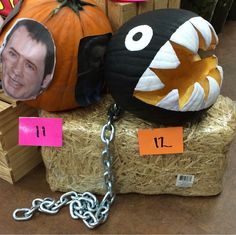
[13,104,122,229]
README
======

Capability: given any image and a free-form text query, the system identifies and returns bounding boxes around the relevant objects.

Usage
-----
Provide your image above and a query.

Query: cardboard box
[107,1,137,31]
[96,0,181,31]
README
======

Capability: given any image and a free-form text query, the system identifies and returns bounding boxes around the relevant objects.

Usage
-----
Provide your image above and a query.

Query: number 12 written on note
[138,127,183,156]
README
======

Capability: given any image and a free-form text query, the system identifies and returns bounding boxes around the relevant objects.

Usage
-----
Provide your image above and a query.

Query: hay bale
[41,95,236,196]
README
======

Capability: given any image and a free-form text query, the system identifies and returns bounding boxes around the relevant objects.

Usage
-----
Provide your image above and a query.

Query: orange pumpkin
[0,0,112,111]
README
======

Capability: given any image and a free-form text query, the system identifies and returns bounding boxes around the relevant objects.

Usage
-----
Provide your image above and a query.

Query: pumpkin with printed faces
[105,9,223,125]
[0,0,112,111]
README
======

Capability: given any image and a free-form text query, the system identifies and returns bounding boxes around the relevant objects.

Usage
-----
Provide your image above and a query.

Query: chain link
[13,104,122,229]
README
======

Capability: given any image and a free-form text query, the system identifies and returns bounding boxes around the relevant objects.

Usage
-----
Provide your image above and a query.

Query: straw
[41,95,236,196]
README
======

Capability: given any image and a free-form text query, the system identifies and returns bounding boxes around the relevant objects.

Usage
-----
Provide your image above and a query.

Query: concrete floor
[0,21,236,234]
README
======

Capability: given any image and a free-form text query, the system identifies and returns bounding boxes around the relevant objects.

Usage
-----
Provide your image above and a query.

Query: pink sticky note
[19,117,63,147]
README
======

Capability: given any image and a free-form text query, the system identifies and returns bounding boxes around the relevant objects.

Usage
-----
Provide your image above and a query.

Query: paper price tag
[176,174,195,188]
[137,127,183,156]
[19,117,63,147]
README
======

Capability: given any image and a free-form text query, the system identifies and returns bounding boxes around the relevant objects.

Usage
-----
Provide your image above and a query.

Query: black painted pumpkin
[105,9,223,125]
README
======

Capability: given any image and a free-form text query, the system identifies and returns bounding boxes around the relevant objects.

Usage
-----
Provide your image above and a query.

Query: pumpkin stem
[55,0,95,15]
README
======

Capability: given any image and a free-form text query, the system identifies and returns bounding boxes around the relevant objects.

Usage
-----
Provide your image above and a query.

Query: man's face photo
[0,19,56,100]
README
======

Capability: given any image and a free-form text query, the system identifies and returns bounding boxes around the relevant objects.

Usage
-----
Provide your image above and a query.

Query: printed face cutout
[0,18,56,100]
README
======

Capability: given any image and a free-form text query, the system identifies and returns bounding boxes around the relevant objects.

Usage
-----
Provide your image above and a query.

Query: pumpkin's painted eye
[125,25,153,51]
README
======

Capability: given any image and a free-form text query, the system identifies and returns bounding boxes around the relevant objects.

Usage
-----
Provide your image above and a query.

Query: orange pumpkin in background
[0,0,112,111]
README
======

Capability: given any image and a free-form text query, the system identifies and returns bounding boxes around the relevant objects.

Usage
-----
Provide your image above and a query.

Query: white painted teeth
[205,76,220,108]
[134,68,164,91]
[207,21,219,45]
[217,65,224,86]
[134,41,179,92]
[189,17,212,49]
[182,83,205,111]
[170,16,218,53]
[156,89,179,111]
[217,65,223,78]
[170,21,199,54]
[156,79,220,111]
[149,41,180,69]
[133,16,221,112]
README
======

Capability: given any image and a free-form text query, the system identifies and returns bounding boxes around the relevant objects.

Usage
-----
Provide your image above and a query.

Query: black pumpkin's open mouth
[134,16,223,112]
